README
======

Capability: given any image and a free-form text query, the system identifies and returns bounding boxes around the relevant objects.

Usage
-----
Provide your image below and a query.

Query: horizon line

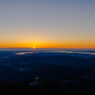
[0,47,95,49]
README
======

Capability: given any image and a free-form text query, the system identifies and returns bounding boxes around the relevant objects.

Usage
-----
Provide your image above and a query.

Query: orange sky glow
[0,41,95,49]
[0,0,95,49]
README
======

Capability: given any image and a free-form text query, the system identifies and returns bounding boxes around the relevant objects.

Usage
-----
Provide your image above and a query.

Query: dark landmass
[0,78,95,95]
[0,51,95,94]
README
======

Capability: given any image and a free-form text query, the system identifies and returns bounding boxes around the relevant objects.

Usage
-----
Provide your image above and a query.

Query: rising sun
[32,46,36,49]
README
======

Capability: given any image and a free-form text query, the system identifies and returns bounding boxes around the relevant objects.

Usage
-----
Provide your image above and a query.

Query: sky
[0,0,95,48]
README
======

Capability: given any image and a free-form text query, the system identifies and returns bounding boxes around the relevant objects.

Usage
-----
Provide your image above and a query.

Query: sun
[32,46,36,49]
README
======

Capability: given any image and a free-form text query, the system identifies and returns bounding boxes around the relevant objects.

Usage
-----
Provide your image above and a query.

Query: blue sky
[0,0,95,48]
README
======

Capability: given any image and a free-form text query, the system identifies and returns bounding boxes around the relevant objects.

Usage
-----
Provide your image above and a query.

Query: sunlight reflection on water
[15,49,95,56]
[16,52,33,55]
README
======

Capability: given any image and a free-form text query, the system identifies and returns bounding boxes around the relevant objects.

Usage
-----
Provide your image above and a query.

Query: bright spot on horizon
[33,47,36,49]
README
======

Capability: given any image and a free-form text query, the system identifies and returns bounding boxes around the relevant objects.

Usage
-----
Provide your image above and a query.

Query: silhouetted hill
[3,54,95,67]
[0,54,95,81]
[0,51,95,94]
[0,78,94,95]
[30,65,87,80]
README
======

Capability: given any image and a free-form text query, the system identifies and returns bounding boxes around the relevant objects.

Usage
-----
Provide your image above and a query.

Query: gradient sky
[0,0,95,48]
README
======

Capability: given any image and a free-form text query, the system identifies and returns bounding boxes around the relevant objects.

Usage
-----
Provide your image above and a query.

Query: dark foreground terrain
[0,51,95,95]
[0,78,95,95]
